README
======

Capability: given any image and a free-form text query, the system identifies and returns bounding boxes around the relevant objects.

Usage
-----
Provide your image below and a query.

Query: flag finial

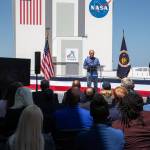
[123,29,124,36]
[46,29,49,40]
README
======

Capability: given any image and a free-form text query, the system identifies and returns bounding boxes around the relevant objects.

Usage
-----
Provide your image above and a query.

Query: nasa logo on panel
[89,0,111,18]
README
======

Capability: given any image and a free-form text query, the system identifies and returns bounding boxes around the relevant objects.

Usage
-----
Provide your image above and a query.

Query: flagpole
[36,73,38,92]
[148,63,150,76]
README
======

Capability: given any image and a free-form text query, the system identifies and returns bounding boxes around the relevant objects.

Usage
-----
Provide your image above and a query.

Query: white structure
[47,0,113,76]
[85,0,113,71]
[13,0,113,76]
[13,0,45,73]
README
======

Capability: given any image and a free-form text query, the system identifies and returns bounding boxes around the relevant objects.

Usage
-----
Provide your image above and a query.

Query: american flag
[20,0,42,25]
[41,39,55,80]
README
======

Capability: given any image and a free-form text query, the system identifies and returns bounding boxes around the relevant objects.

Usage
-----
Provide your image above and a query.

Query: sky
[0,0,150,69]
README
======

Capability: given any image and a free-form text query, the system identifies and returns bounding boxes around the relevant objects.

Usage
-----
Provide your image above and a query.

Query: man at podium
[83,50,100,91]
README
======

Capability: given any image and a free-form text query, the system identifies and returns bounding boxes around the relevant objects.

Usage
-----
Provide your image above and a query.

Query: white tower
[13,0,113,76]
[85,0,113,71]
[47,0,113,76]
[13,0,45,73]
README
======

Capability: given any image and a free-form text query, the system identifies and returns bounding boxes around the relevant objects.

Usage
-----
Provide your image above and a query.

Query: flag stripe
[30,0,32,24]
[20,0,22,24]
[26,0,28,24]
[41,40,55,80]
[36,0,38,24]
[41,61,51,79]
[45,56,54,75]
[40,0,42,25]
[20,0,42,25]
[23,0,25,24]
[33,0,35,24]
[49,52,55,74]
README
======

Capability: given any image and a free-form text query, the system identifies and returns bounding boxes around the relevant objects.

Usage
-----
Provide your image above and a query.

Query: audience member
[113,93,150,149]
[109,86,128,121]
[79,87,95,110]
[101,81,113,105]
[8,105,55,150]
[33,79,56,133]
[76,94,124,150]
[0,87,33,137]
[121,77,136,94]
[0,82,23,118]
[62,80,85,104]
[0,89,7,118]
[143,96,150,111]
[54,86,93,130]
[5,82,23,108]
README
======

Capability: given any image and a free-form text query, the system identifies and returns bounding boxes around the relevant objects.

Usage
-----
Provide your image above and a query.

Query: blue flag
[117,31,131,79]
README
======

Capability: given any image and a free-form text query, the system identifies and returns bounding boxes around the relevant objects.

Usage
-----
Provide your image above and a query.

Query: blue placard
[89,0,109,18]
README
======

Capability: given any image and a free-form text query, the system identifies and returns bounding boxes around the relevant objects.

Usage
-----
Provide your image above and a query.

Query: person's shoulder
[79,107,90,113]
[43,89,54,94]
[143,104,150,111]
[142,111,150,120]
[94,57,99,60]
[54,106,67,116]
[108,126,124,139]
[77,128,90,140]
[85,56,90,60]
[43,133,55,150]
[43,133,54,143]
[112,120,123,130]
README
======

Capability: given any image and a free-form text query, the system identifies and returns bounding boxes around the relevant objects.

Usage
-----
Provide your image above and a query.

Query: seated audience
[0,89,7,118]
[33,79,56,133]
[79,87,95,110]
[109,86,128,121]
[0,82,23,118]
[54,86,93,130]
[9,105,55,150]
[76,94,124,150]
[121,77,136,94]
[0,87,33,137]
[143,96,150,111]
[62,80,85,104]
[100,81,113,105]
[113,93,150,149]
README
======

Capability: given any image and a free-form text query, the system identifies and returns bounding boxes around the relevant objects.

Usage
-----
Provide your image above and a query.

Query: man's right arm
[83,58,88,70]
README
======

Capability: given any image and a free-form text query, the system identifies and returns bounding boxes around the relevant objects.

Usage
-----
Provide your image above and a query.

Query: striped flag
[20,0,42,25]
[41,39,55,80]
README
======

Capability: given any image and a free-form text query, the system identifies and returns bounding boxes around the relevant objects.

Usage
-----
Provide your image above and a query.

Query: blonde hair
[12,105,44,150]
[114,86,128,99]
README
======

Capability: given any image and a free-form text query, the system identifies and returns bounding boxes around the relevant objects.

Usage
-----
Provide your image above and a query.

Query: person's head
[40,79,49,91]
[113,86,128,103]
[121,77,134,91]
[72,80,81,89]
[102,81,111,90]
[65,86,80,106]
[14,105,44,150]
[11,87,33,109]
[119,93,144,127]
[84,87,95,100]
[5,82,23,108]
[90,94,109,124]
[89,50,95,58]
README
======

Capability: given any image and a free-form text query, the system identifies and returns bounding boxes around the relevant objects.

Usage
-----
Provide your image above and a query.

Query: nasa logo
[89,0,111,18]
